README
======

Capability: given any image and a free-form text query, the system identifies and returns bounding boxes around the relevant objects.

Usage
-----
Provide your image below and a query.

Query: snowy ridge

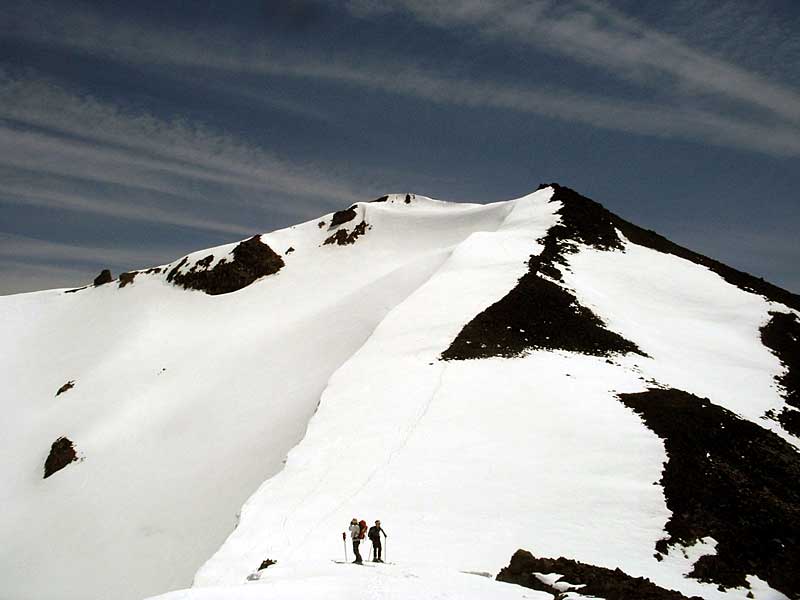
[2,185,798,600]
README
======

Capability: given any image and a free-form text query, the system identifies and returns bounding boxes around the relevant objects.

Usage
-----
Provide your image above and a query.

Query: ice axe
[342,531,347,562]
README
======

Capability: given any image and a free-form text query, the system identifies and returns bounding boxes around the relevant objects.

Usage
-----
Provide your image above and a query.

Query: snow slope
[179,190,796,600]
[0,193,530,600]
[3,186,798,600]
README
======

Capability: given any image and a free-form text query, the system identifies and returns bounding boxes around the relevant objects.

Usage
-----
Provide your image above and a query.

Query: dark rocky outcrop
[93,269,113,286]
[56,381,75,396]
[329,206,357,228]
[761,311,800,436]
[118,272,137,288]
[441,184,642,360]
[323,221,369,246]
[619,388,800,597]
[371,195,389,203]
[441,269,642,360]
[497,550,700,600]
[167,236,284,295]
[285,247,295,254]
[44,437,78,478]
[258,559,276,570]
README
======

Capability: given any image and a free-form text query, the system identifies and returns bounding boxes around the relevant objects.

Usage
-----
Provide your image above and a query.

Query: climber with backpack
[368,519,387,562]
[349,518,364,564]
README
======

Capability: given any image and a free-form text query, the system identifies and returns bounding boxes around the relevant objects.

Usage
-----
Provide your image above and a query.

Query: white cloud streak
[348,0,800,125]
[0,74,364,205]
[5,2,799,157]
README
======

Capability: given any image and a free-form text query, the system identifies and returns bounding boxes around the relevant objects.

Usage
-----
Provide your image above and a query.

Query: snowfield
[1,187,797,600]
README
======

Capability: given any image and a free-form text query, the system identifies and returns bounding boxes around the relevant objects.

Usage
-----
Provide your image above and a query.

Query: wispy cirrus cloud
[346,0,800,126]
[0,73,365,211]
[5,1,800,157]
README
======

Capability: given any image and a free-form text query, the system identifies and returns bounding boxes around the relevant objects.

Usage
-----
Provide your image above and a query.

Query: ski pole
[384,535,388,562]
[342,532,347,562]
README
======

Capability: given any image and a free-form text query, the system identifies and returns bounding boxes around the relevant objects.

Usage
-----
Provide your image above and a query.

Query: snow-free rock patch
[497,550,701,600]
[329,206,357,228]
[44,437,78,478]
[167,236,284,295]
[118,271,137,288]
[93,269,113,286]
[760,311,800,437]
[56,380,75,396]
[619,388,800,597]
[323,221,369,246]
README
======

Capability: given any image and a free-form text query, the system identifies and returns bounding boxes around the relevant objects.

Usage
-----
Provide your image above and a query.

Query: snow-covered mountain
[2,185,798,600]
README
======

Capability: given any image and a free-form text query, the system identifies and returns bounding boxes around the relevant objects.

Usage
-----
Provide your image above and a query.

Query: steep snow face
[176,189,796,600]
[0,192,547,600]
[561,236,795,443]
[4,185,798,600]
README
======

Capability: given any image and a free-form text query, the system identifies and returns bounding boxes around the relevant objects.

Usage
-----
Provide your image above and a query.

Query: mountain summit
[2,185,798,600]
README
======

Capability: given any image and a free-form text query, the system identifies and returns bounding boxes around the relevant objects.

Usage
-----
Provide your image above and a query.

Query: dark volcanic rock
[56,381,75,396]
[167,236,284,295]
[93,269,113,286]
[44,437,78,478]
[323,221,369,246]
[329,206,357,228]
[441,268,642,360]
[619,388,800,597]
[443,182,799,360]
[497,550,700,600]
[761,311,800,436]
[371,195,389,203]
[118,272,137,288]
[258,559,276,570]
[441,184,642,360]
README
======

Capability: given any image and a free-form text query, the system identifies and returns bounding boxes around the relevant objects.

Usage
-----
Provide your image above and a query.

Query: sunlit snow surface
[1,188,794,600]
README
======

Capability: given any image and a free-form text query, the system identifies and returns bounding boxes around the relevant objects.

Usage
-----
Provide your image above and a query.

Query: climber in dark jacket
[368,520,387,562]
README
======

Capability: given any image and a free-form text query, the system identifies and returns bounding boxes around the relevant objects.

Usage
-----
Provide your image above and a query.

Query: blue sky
[1,0,798,295]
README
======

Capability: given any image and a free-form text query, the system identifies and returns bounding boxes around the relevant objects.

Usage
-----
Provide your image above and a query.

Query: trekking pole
[342,532,347,562]
[385,535,388,562]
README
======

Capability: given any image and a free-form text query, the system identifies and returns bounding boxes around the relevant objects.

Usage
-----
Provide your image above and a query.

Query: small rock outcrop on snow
[93,269,113,286]
[497,550,701,600]
[323,220,369,246]
[55,380,75,396]
[118,271,137,288]
[166,235,285,295]
[43,436,78,478]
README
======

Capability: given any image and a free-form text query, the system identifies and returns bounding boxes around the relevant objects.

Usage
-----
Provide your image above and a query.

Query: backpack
[358,520,367,539]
